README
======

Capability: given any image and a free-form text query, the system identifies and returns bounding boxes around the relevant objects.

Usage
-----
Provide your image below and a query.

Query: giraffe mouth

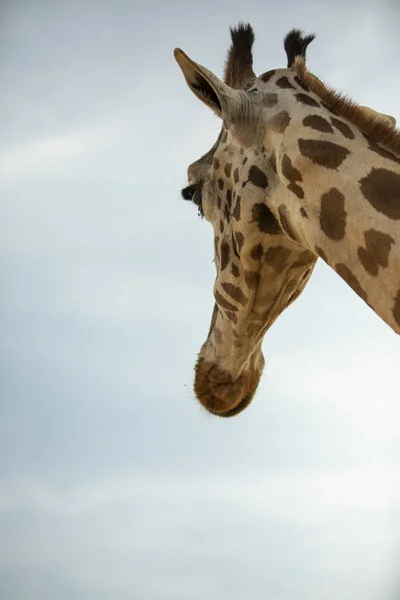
[193,356,263,417]
[209,391,256,418]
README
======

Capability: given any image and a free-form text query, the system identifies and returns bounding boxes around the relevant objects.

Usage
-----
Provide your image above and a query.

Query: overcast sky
[1,1,400,599]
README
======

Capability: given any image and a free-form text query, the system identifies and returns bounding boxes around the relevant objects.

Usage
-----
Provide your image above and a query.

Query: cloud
[0,471,398,600]
[0,121,124,183]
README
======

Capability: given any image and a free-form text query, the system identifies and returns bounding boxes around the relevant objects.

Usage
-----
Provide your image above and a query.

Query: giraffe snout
[193,353,264,417]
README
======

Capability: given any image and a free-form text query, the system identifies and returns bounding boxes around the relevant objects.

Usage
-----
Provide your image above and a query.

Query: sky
[1,1,399,599]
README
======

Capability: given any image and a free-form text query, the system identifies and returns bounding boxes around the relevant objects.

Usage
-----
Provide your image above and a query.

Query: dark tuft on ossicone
[230,22,255,52]
[284,28,316,67]
[224,22,256,89]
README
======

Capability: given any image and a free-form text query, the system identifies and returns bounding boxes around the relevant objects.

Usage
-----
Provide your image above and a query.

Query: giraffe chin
[194,356,264,418]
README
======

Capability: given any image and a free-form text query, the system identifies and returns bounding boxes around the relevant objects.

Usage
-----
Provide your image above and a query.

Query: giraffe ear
[174,48,258,146]
[174,48,227,118]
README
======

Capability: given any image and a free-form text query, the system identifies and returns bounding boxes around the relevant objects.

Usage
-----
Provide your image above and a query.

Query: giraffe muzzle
[193,353,264,417]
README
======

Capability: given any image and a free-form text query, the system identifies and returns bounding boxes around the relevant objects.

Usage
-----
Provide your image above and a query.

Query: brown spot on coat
[235,232,245,253]
[221,130,228,143]
[245,165,269,189]
[218,179,224,190]
[264,246,292,271]
[233,168,239,183]
[219,219,224,233]
[214,289,238,312]
[276,76,295,89]
[225,310,238,324]
[213,157,220,170]
[251,203,281,234]
[231,263,240,277]
[292,250,316,269]
[221,282,247,306]
[242,157,248,165]
[224,204,231,223]
[330,117,355,140]
[359,168,400,220]
[293,250,316,268]
[269,151,277,173]
[270,110,291,133]
[315,246,329,264]
[232,195,241,220]
[299,139,350,169]
[263,93,278,107]
[357,229,395,276]
[320,188,347,240]
[251,243,263,261]
[260,69,276,83]
[217,196,222,209]
[226,189,232,208]
[224,163,232,178]
[315,246,328,263]
[300,207,308,218]
[281,154,304,199]
[295,93,320,107]
[220,242,230,270]
[244,270,259,288]
[336,263,368,303]
[303,115,334,133]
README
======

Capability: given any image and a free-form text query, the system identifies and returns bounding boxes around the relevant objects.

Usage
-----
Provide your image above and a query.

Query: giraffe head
[175,26,319,417]
[174,25,398,417]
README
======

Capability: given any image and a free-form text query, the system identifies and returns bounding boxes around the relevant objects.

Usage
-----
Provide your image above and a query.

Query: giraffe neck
[274,128,400,333]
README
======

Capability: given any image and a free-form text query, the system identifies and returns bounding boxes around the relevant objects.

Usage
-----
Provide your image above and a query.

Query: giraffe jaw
[194,353,264,418]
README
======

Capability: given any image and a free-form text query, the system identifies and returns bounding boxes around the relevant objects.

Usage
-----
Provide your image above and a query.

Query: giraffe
[174,24,400,418]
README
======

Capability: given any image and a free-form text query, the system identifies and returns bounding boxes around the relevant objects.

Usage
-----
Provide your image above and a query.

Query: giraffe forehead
[186,69,309,183]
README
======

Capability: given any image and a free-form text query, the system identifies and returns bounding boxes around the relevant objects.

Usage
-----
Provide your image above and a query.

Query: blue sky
[1,1,399,599]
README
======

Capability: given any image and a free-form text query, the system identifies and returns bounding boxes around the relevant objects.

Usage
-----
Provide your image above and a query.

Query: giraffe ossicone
[175,25,400,418]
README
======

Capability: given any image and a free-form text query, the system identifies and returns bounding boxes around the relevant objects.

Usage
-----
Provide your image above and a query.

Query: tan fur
[295,56,400,158]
